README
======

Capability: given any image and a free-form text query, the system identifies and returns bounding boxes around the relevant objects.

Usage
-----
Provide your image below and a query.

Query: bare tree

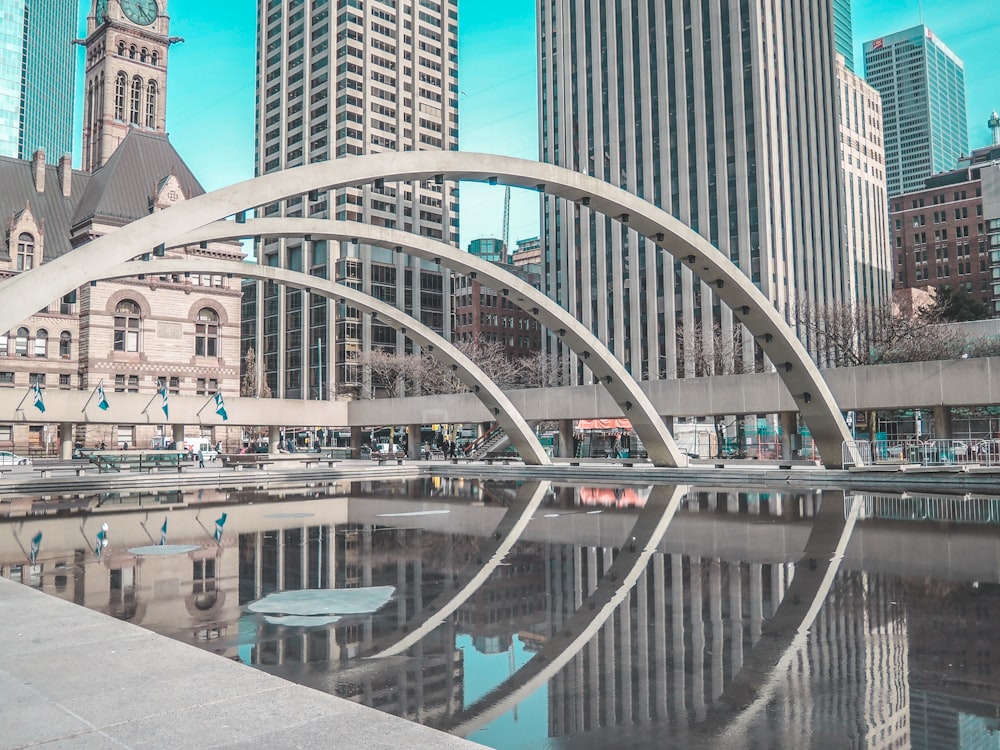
[676,320,759,376]
[794,300,965,366]
[516,350,568,389]
[349,349,411,398]
[240,347,272,398]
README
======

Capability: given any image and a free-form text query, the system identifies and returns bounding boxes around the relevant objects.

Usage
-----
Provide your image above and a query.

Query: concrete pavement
[0,576,484,749]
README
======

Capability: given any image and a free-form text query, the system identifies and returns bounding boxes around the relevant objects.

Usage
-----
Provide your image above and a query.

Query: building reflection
[1,482,999,747]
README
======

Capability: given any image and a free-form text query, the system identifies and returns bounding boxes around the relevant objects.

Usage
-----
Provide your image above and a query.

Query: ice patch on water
[247,586,395,616]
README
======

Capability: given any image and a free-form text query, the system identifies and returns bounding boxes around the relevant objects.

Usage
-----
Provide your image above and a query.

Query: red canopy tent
[576,418,633,431]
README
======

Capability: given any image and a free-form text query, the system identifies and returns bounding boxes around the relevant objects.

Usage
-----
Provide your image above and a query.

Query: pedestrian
[215,440,222,455]
[198,449,205,468]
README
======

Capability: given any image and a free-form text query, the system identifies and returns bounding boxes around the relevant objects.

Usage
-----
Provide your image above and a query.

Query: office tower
[864,25,968,197]
[250,0,459,400]
[836,54,891,310]
[833,0,854,71]
[539,0,847,381]
[0,0,77,159]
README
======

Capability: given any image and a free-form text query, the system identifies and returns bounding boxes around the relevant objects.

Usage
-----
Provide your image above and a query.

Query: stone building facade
[0,0,243,454]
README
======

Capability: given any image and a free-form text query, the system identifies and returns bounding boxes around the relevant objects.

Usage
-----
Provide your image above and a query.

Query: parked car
[0,451,30,465]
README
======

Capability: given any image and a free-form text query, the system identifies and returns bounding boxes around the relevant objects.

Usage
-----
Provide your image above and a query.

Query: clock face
[120,0,158,26]
[95,0,108,23]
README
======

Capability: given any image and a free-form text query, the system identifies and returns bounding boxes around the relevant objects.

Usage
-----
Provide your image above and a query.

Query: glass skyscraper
[833,0,854,71]
[864,25,968,197]
[0,0,76,159]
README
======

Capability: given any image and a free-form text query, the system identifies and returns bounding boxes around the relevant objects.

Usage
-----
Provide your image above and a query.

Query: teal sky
[73,1,999,249]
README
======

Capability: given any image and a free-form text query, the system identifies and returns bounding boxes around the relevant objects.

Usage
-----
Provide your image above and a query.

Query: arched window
[151,50,158,66]
[113,300,141,352]
[145,80,157,128]
[59,331,72,358]
[16,233,34,270]
[114,72,127,120]
[140,47,147,63]
[117,40,125,56]
[129,45,136,59]
[34,329,48,357]
[130,76,142,125]
[195,308,220,357]
[15,327,28,356]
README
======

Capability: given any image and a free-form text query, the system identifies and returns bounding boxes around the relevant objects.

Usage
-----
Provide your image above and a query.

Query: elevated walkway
[0,577,483,749]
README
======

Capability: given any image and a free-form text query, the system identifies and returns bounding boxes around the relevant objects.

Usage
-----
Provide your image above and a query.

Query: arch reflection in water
[4,481,1000,748]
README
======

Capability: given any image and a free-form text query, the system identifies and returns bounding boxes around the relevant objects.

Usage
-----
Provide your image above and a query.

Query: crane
[502,186,511,262]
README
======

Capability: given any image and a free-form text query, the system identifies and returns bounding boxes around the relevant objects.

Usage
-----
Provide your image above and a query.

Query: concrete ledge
[0,578,483,750]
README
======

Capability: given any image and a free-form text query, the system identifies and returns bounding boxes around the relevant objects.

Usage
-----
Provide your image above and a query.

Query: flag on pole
[29,532,42,564]
[214,391,228,421]
[159,384,169,419]
[95,523,109,556]
[159,517,168,546]
[32,381,45,413]
[214,513,228,544]
[97,380,109,410]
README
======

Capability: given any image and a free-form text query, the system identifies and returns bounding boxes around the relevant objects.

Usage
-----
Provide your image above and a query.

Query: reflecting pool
[2,477,999,749]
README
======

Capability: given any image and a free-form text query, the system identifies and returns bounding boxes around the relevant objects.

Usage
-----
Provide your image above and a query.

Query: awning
[577,418,633,431]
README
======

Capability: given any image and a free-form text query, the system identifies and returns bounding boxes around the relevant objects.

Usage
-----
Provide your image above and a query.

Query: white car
[0,451,30,465]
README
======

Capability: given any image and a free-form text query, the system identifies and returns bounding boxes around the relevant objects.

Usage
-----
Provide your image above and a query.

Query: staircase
[466,425,510,460]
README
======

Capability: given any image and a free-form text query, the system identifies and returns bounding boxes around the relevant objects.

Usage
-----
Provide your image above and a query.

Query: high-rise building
[836,54,891,311]
[833,0,854,71]
[863,25,968,197]
[540,0,847,381]
[467,237,505,263]
[0,0,77,159]
[248,0,459,400]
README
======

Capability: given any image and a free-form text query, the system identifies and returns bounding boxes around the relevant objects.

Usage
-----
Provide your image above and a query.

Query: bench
[483,452,516,466]
[301,458,341,469]
[222,454,274,471]
[371,453,406,466]
[33,461,92,478]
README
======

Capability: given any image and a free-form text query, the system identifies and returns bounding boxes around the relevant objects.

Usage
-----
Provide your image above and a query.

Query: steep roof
[71,127,205,230]
[0,156,91,261]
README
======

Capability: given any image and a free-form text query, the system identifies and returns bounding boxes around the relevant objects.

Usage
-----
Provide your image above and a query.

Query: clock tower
[81,0,173,172]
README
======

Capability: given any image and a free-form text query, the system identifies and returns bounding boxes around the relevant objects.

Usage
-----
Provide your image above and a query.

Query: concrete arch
[101,259,551,466]
[168,218,687,467]
[438,483,689,737]
[0,152,854,467]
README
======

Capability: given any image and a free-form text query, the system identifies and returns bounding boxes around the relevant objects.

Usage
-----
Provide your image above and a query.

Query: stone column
[59,423,73,460]
[559,418,573,458]
[268,425,281,455]
[406,423,421,459]
[172,424,185,451]
[933,406,953,440]
[350,426,363,458]
[780,412,798,460]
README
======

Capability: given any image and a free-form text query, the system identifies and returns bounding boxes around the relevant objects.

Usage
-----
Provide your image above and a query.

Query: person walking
[198,448,206,469]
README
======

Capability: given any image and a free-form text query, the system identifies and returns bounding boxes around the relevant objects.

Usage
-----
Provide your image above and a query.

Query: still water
[2,477,999,749]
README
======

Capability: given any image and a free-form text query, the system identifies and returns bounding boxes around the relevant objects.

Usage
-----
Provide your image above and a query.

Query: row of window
[113,72,158,128]
[113,300,221,357]
[0,302,222,359]
[0,329,72,358]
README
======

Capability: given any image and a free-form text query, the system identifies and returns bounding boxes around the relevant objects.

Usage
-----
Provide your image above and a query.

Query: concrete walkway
[0,577,484,749]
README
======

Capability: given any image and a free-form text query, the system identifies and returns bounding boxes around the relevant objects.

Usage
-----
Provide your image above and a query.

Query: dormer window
[16,233,34,270]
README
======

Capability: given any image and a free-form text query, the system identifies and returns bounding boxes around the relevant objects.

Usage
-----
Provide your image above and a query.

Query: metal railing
[844,438,1000,468]
[849,492,1000,525]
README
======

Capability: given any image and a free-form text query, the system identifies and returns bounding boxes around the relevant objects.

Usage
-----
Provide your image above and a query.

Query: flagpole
[196,394,215,417]
[81,379,105,413]
[141,391,159,414]
[15,385,32,412]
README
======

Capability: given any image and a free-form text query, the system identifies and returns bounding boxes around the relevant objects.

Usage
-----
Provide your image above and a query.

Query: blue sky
[74,1,998,249]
